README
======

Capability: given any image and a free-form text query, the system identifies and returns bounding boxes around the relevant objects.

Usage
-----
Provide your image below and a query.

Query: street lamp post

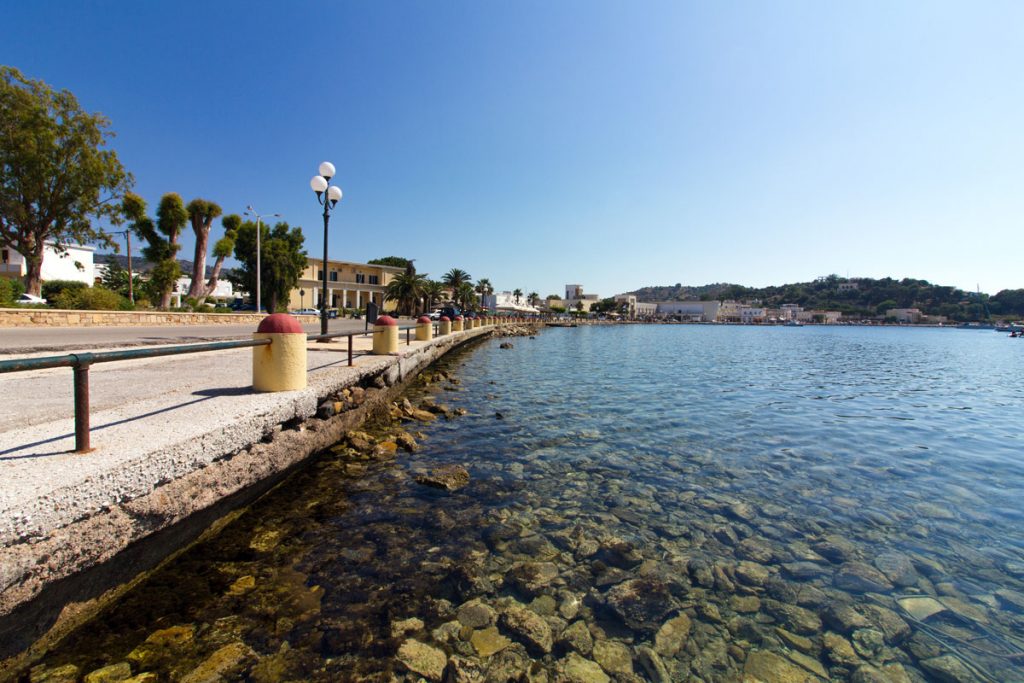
[309,161,342,337]
[244,206,281,313]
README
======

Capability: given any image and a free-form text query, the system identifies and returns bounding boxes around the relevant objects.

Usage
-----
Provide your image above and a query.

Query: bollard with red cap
[252,313,307,392]
[416,315,433,341]
[439,315,451,335]
[373,314,399,354]
[452,315,464,332]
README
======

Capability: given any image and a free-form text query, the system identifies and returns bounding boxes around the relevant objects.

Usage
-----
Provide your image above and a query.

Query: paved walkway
[0,328,458,543]
[0,317,396,354]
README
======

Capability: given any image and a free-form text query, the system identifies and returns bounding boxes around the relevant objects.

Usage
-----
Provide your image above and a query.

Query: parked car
[437,306,461,320]
[17,293,47,305]
[294,308,319,315]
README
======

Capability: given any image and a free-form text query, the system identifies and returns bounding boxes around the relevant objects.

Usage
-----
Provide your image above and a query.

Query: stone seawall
[0,325,498,677]
[0,308,268,328]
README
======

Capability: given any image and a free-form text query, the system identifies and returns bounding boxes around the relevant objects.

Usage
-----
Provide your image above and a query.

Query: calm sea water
[31,325,1024,682]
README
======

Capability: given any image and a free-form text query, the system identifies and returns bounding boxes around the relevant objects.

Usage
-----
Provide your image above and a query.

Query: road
[0,316,414,354]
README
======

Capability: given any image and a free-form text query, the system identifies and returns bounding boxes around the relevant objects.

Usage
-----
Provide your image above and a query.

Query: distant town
[3,242,1022,326]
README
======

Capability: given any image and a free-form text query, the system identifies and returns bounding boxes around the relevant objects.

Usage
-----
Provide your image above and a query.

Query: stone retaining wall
[0,308,267,328]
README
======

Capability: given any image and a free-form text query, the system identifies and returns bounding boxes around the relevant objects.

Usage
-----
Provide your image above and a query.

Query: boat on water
[784,319,804,327]
[995,322,1023,333]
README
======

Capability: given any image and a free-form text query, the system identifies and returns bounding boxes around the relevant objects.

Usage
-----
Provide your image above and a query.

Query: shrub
[55,286,126,310]
[0,278,25,306]
[42,279,88,302]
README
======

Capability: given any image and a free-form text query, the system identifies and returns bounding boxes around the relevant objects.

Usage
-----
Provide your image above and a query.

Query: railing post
[407,328,411,345]
[71,353,94,453]
[348,334,354,366]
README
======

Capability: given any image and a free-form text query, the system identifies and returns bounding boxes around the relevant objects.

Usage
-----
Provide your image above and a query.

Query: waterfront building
[740,306,766,324]
[717,300,744,322]
[1,242,96,285]
[655,300,720,321]
[287,258,403,312]
[613,294,656,318]
[481,291,539,313]
[796,309,842,324]
[562,284,600,313]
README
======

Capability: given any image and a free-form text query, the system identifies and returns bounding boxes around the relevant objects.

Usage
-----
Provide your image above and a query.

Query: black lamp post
[309,161,342,336]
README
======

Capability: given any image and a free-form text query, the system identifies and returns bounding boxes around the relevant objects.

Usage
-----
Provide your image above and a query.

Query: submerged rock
[416,464,470,491]
[470,626,511,657]
[834,562,894,593]
[919,654,978,683]
[499,603,553,654]
[744,650,825,682]
[180,642,256,683]
[83,663,132,683]
[603,578,676,632]
[396,639,447,681]
[654,613,691,657]
[557,652,610,683]
[592,639,633,676]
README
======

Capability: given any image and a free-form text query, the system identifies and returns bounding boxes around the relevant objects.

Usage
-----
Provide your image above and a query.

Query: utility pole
[126,229,133,304]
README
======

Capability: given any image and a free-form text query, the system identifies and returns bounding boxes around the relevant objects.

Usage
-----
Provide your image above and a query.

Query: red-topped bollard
[452,315,464,332]
[416,315,433,341]
[253,313,307,392]
[373,314,399,354]
[439,315,451,335]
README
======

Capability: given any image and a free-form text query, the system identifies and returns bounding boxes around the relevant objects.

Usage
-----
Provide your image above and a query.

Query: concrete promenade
[0,323,496,669]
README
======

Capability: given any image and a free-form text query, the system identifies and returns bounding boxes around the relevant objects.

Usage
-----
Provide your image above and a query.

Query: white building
[481,291,539,313]
[740,307,766,324]
[654,300,721,321]
[171,276,238,306]
[562,284,600,313]
[1,242,96,285]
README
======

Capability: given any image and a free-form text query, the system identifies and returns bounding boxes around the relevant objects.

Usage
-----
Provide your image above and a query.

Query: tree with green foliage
[99,257,142,300]
[0,66,133,296]
[456,281,478,310]
[513,288,523,305]
[385,271,428,316]
[231,220,306,313]
[528,292,539,307]
[185,199,224,302]
[123,192,188,309]
[475,278,493,302]
[368,256,412,270]
[423,280,446,311]
[442,268,471,293]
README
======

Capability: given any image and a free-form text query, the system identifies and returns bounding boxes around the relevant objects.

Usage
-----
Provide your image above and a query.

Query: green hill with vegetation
[627,275,1024,321]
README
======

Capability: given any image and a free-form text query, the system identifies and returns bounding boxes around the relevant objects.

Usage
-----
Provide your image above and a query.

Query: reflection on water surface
[28,326,1024,682]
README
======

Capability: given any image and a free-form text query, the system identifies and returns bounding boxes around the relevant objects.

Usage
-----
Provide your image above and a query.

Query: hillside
[626,275,1024,320]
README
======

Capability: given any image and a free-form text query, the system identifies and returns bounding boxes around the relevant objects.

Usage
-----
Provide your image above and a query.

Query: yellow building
[288,258,404,312]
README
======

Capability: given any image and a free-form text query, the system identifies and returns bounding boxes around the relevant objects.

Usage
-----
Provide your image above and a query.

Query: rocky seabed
[24,342,1024,683]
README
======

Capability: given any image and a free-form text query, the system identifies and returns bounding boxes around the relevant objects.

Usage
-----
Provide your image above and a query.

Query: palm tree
[528,292,539,307]
[442,268,471,293]
[423,280,445,312]
[513,288,523,305]
[457,282,477,310]
[385,272,427,316]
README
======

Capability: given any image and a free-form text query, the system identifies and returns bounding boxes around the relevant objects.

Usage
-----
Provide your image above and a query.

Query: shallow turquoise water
[31,325,1024,682]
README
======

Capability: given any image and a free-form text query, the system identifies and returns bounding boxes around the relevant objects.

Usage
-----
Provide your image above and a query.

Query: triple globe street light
[309,161,343,336]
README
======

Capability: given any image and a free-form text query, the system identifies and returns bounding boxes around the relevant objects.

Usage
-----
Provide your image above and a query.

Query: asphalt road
[0,317,405,354]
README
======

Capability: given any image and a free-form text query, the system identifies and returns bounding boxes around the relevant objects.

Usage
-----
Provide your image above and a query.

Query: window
[1,249,8,263]
[317,269,324,280]
[329,271,338,282]
[369,275,379,285]
[355,273,366,284]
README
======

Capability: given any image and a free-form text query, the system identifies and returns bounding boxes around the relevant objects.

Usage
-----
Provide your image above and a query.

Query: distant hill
[625,275,1024,321]
[627,282,736,302]
[95,253,228,279]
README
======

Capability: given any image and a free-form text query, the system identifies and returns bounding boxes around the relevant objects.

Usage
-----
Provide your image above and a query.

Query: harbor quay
[0,321,511,675]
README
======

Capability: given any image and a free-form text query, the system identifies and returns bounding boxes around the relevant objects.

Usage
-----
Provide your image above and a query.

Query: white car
[293,308,319,315]
[17,293,47,305]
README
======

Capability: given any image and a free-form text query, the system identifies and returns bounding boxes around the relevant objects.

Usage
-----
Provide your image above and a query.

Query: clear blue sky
[3,1,1022,297]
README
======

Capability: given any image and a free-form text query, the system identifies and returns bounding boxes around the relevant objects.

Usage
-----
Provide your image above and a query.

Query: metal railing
[0,320,456,454]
